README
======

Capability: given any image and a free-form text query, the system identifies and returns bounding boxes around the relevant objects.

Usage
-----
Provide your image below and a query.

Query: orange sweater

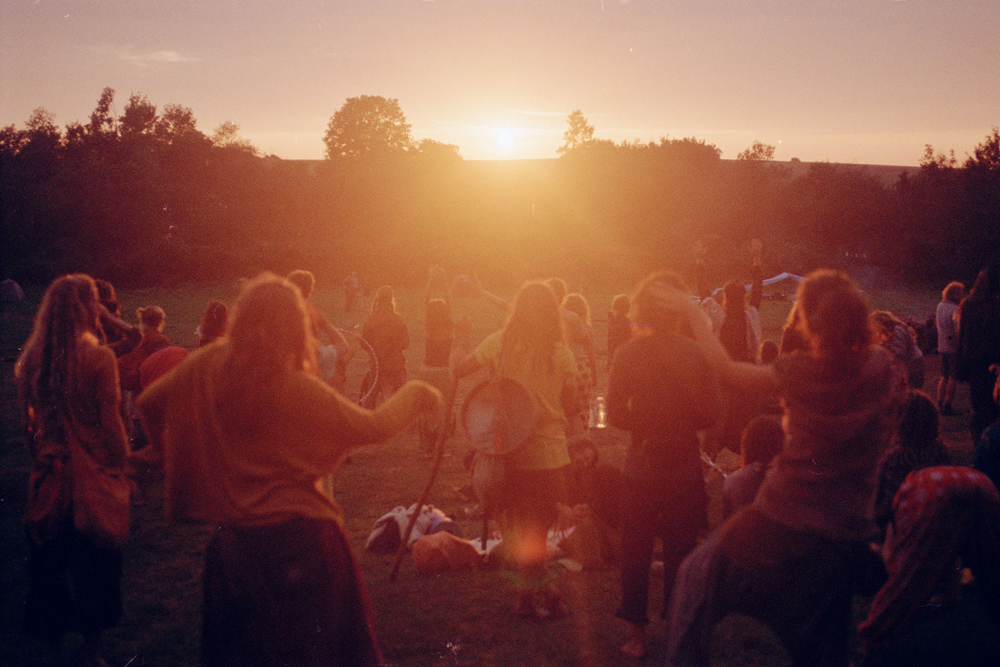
[136,342,437,526]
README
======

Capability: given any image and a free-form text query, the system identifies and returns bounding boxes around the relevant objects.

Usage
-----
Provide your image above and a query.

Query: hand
[420,384,446,429]
[750,238,763,266]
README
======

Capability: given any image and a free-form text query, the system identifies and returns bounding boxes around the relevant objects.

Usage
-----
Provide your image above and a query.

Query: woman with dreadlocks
[16,274,129,667]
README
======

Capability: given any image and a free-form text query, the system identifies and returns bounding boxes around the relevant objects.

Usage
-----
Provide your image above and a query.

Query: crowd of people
[13,255,1000,666]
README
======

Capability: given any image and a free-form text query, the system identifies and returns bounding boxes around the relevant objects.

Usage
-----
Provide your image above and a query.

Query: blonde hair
[501,282,565,374]
[16,274,103,440]
[216,274,316,430]
[943,281,964,304]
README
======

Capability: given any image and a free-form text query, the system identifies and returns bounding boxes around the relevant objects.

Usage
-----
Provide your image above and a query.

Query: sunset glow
[496,128,515,150]
[1,2,998,164]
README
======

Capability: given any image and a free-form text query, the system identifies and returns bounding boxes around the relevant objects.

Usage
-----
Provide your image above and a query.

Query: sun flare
[496,128,515,149]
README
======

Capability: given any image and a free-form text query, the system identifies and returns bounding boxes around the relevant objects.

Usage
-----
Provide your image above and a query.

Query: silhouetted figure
[664,269,902,667]
[607,271,722,659]
[454,281,581,622]
[135,274,442,667]
[17,274,129,667]
[857,467,1000,667]
[873,391,950,533]
[359,285,410,407]
[957,267,1000,440]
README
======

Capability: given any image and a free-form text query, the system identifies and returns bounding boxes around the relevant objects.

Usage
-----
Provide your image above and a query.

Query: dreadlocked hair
[16,274,103,440]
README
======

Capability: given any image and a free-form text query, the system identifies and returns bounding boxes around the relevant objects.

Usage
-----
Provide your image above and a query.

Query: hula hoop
[336,327,379,406]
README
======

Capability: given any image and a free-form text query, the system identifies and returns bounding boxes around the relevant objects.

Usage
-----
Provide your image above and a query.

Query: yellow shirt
[136,342,432,526]
[474,331,576,470]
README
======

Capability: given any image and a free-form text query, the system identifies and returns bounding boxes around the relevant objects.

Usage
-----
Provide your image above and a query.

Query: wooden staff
[389,383,456,583]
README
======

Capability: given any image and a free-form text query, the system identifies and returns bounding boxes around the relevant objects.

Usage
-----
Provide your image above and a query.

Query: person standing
[17,274,129,667]
[936,282,963,414]
[454,282,581,620]
[135,274,442,667]
[360,285,410,407]
[957,267,1000,440]
[607,271,722,659]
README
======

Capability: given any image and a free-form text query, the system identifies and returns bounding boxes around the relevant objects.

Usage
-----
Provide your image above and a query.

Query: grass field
[0,276,974,666]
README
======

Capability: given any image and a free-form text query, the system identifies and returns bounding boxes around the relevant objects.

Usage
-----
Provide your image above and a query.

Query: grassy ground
[0,277,973,666]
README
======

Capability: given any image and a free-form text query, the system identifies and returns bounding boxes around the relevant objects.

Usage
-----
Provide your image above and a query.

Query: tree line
[2,90,998,289]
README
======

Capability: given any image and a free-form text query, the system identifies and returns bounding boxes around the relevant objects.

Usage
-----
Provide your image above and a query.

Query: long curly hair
[500,282,565,374]
[216,274,316,429]
[16,274,104,439]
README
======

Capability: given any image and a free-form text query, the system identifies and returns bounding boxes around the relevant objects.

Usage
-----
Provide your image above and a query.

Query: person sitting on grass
[873,390,950,534]
[857,467,1000,667]
[135,274,443,667]
[559,436,623,567]
[722,416,784,519]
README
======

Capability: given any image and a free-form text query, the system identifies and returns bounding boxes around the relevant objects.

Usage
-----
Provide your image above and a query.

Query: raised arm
[661,283,778,396]
[749,239,763,310]
[471,274,510,312]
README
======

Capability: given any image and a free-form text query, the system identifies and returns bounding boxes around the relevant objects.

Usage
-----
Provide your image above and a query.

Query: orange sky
[2,1,998,165]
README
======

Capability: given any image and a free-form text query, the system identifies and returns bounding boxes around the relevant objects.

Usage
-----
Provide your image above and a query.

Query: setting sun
[496,128,515,150]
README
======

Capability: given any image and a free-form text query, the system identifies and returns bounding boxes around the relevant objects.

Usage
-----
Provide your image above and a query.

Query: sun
[496,128,515,149]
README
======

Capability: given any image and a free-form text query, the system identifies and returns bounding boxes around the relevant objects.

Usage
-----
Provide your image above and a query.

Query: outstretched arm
[660,283,778,395]
[749,239,763,310]
[472,275,510,312]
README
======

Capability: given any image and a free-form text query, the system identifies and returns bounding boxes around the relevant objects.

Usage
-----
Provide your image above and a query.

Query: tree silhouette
[212,121,259,156]
[323,95,413,160]
[737,140,776,162]
[557,110,595,155]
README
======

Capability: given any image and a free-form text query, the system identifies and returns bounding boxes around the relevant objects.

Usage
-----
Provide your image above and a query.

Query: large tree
[323,95,413,160]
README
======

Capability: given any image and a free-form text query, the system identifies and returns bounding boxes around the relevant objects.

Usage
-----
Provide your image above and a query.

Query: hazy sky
[2,0,998,164]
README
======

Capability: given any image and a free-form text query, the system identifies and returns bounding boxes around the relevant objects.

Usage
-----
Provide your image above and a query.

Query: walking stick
[389,383,457,582]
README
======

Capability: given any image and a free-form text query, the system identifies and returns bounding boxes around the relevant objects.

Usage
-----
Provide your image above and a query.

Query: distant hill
[278,156,919,188]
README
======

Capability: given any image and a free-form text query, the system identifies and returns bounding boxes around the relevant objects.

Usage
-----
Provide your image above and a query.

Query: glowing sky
[2,0,998,164]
